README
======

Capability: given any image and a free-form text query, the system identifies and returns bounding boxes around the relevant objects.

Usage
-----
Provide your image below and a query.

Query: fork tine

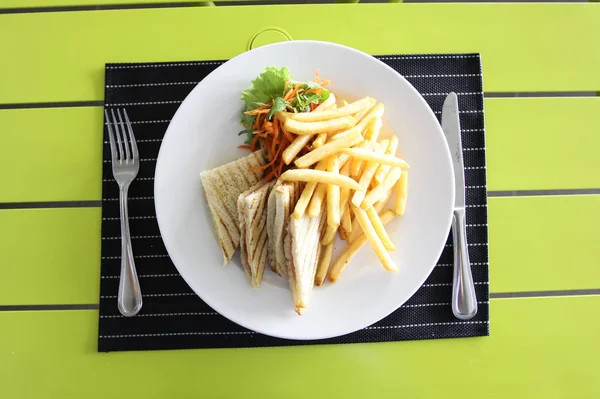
[122,109,138,161]
[116,109,131,161]
[104,110,119,162]
[110,109,125,161]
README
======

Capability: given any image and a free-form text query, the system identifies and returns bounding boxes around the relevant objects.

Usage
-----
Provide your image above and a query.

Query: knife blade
[442,92,478,320]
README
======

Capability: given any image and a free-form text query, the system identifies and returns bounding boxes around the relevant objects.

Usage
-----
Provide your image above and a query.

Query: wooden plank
[2,97,598,203]
[1,195,597,305]
[0,296,598,398]
[0,4,599,104]
[0,107,103,203]
[0,208,101,305]
[486,97,600,191]
[489,195,600,293]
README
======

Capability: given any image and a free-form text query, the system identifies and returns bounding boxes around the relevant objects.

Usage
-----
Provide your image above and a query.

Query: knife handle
[451,209,478,320]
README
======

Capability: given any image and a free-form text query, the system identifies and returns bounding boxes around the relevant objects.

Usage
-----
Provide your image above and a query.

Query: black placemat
[99,53,489,352]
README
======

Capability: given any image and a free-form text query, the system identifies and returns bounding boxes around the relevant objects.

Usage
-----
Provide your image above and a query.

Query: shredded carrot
[238,145,252,150]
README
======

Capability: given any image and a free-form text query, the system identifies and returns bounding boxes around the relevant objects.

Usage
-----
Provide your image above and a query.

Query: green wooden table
[1,2,599,398]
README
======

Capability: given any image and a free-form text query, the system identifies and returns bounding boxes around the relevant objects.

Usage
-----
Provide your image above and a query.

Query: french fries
[326,156,341,228]
[292,159,327,219]
[312,133,327,149]
[395,170,408,216]
[347,186,393,244]
[351,206,397,272]
[366,207,395,251]
[284,115,355,135]
[281,169,364,191]
[329,210,396,282]
[362,167,402,209]
[321,224,337,245]
[315,93,336,112]
[315,242,334,286]
[282,135,312,165]
[294,130,364,168]
[289,97,375,122]
[374,135,399,184]
[340,148,410,169]
[352,142,384,207]
[308,182,327,217]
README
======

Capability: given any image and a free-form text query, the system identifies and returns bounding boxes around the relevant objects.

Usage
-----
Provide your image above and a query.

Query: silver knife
[442,92,478,320]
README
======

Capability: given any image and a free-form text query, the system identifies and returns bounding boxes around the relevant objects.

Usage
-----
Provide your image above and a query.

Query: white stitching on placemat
[102,215,156,220]
[402,301,489,309]
[103,139,163,144]
[100,311,218,318]
[421,92,483,97]
[102,273,179,279]
[465,166,486,170]
[101,292,195,298]
[102,197,154,201]
[467,223,488,227]
[100,331,253,338]
[467,204,487,208]
[130,119,171,124]
[365,321,488,330]
[422,282,487,288]
[101,254,169,260]
[378,55,479,61]
[102,234,161,240]
[436,262,488,267]
[103,158,156,163]
[466,185,487,188]
[104,100,182,106]
[462,128,485,132]
[464,147,485,151]
[107,81,199,88]
[446,242,488,248]
[433,109,484,115]
[404,73,481,78]
[103,177,155,182]
[106,61,223,69]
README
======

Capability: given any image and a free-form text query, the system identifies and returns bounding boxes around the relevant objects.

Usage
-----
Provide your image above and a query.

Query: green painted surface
[0,107,103,203]
[489,196,600,293]
[1,196,599,305]
[0,4,599,104]
[0,297,599,398]
[0,208,101,305]
[486,97,600,191]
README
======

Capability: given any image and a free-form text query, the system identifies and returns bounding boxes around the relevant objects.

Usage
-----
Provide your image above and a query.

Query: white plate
[154,41,454,340]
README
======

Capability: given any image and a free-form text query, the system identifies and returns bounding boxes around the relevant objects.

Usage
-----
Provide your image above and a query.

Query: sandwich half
[200,150,266,265]
[284,205,327,315]
[267,180,302,277]
[238,179,275,289]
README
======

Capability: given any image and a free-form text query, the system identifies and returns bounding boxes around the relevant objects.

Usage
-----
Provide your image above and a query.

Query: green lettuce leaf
[241,66,292,110]
[267,96,289,120]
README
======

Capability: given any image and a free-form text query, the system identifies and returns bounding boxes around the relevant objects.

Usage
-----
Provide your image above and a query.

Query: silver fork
[105,108,143,317]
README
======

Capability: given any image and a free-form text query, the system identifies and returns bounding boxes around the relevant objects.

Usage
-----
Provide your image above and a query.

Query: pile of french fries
[277,94,409,285]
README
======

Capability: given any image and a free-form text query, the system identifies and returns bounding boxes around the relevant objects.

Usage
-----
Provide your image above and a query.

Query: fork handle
[117,185,143,317]
[451,209,477,320]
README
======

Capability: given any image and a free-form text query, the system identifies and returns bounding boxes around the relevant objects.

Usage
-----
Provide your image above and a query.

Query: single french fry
[308,182,327,217]
[374,135,399,184]
[312,133,327,149]
[353,102,384,124]
[363,117,383,142]
[290,97,375,122]
[294,131,364,168]
[282,134,313,165]
[352,142,385,207]
[293,160,327,219]
[315,93,336,112]
[284,116,355,135]
[341,148,410,169]
[315,242,334,286]
[326,156,341,227]
[366,207,395,251]
[349,141,370,177]
[395,170,408,216]
[340,204,352,240]
[329,210,396,282]
[351,207,397,272]
[362,168,402,209]
[321,224,338,246]
[374,187,393,210]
